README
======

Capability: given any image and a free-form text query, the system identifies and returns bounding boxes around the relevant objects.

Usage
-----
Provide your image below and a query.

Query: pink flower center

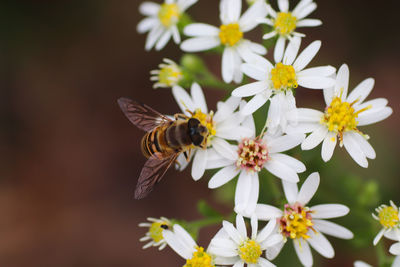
[236,138,269,172]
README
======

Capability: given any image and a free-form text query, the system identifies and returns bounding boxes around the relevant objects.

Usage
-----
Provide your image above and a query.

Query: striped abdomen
[141,121,192,158]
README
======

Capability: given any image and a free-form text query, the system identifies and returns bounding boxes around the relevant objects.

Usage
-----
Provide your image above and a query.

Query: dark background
[0,0,399,266]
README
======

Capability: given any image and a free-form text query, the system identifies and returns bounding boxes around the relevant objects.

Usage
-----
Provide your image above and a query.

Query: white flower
[137,0,198,51]
[172,83,252,180]
[262,0,322,63]
[206,113,305,214]
[289,64,393,168]
[372,200,400,245]
[138,217,172,250]
[163,224,217,266]
[248,172,353,267]
[180,0,268,83]
[150,58,183,88]
[232,37,335,133]
[354,257,400,267]
[208,214,282,267]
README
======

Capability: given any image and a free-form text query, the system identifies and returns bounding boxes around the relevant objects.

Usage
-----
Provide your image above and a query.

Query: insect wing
[134,153,178,199]
[118,98,172,132]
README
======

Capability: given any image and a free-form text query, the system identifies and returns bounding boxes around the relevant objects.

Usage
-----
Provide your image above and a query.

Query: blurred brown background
[0,0,399,266]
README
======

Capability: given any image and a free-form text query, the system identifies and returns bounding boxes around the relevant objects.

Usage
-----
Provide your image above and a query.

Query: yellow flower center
[158,3,180,27]
[379,206,399,228]
[270,63,298,90]
[192,109,216,145]
[149,221,170,243]
[219,23,243,46]
[274,12,297,36]
[158,64,182,87]
[238,239,262,264]
[184,247,215,267]
[279,204,314,240]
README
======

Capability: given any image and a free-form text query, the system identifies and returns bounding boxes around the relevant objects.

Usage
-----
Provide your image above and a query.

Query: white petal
[241,63,268,81]
[297,19,322,27]
[296,2,317,20]
[298,66,336,77]
[209,239,238,257]
[258,257,276,267]
[348,132,375,159]
[321,131,337,162]
[145,26,164,51]
[222,47,236,83]
[190,82,208,113]
[293,239,313,267]
[357,106,393,126]
[283,36,301,65]
[223,220,245,245]
[266,4,277,18]
[266,240,284,260]
[271,153,306,173]
[240,91,272,115]
[155,29,173,50]
[191,149,207,180]
[255,204,283,220]
[313,219,354,239]
[212,138,238,160]
[264,157,300,183]
[163,230,193,259]
[297,172,319,205]
[180,37,220,52]
[311,204,350,219]
[293,40,321,71]
[183,23,219,37]
[236,214,247,239]
[263,31,277,40]
[171,25,180,43]
[278,0,289,12]
[307,231,335,258]
[323,86,335,106]
[282,180,298,204]
[393,256,400,267]
[208,166,240,188]
[274,36,286,63]
[267,134,305,153]
[173,224,197,249]
[178,0,198,11]
[216,126,253,140]
[292,0,312,16]
[139,2,160,16]
[227,0,242,23]
[172,85,195,115]
[297,108,324,122]
[390,243,400,256]
[232,81,268,97]
[286,122,319,134]
[354,261,373,267]
[251,214,258,240]
[298,76,335,89]
[301,125,328,150]
[239,0,268,32]
[346,78,375,104]
[256,219,277,243]
[261,234,284,249]
[373,229,385,245]
[248,42,267,56]
[233,261,245,267]
[343,132,368,168]
[334,64,350,99]
[235,171,253,215]
[137,18,158,33]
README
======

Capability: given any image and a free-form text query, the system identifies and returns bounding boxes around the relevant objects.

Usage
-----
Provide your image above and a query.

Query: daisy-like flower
[247,172,353,267]
[180,0,268,83]
[205,113,305,214]
[150,58,183,88]
[172,83,252,180]
[163,224,218,267]
[232,37,336,133]
[139,217,173,250]
[289,64,393,168]
[262,0,322,63]
[208,214,282,267]
[372,200,400,245]
[137,0,198,51]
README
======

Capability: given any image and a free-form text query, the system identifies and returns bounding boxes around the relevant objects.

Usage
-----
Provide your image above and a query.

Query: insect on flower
[118,98,209,199]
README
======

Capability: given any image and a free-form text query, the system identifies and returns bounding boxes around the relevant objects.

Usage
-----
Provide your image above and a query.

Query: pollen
[279,203,314,240]
[376,205,399,228]
[219,23,243,46]
[270,63,298,90]
[192,109,216,145]
[149,221,170,243]
[274,12,297,36]
[158,3,180,27]
[184,246,215,267]
[158,64,182,87]
[238,239,262,264]
[236,138,269,173]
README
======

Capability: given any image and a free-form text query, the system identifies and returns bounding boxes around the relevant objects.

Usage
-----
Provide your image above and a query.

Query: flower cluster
[132,0,394,266]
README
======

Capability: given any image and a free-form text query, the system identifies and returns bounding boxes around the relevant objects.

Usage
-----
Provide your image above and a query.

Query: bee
[118,98,209,199]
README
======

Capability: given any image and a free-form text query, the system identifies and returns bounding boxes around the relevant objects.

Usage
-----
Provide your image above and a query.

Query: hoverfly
[118,98,209,199]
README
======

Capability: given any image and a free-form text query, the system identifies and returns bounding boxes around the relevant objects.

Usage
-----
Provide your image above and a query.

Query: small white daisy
[247,172,353,267]
[163,224,217,267]
[372,200,400,246]
[208,214,282,267]
[180,0,268,83]
[172,83,252,180]
[150,58,183,88]
[289,64,393,168]
[262,0,322,63]
[137,0,198,51]
[139,217,173,250]
[232,37,335,133]
[205,113,305,214]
